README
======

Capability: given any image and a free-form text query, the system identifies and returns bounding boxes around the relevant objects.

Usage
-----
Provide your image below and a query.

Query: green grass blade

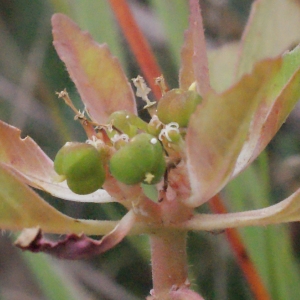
[150,0,189,70]
[23,252,85,300]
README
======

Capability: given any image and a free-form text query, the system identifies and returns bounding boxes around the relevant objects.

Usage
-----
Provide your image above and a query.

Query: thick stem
[150,230,189,299]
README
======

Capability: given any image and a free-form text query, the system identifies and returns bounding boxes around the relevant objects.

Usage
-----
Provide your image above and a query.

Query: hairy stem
[150,230,188,299]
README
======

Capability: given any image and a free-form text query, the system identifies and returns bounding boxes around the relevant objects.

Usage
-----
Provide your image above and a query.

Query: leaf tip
[15,227,41,249]
[51,12,69,27]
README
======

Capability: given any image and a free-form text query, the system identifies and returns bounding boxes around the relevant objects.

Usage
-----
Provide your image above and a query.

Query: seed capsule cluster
[54,143,105,195]
[54,86,202,195]
[110,133,166,185]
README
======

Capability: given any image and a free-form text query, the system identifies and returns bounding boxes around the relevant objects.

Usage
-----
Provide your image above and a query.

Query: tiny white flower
[159,122,180,142]
[132,75,156,108]
[86,136,104,149]
[111,133,129,144]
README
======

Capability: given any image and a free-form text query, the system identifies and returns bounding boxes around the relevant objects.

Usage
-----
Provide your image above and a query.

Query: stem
[150,230,188,299]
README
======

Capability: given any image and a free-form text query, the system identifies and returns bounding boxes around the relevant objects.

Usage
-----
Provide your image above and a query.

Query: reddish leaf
[15,210,136,259]
[183,187,300,231]
[185,57,283,207]
[0,120,113,203]
[233,45,300,177]
[179,14,195,90]
[0,120,54,184]
[179,0,210,95]
[52,13,137,124]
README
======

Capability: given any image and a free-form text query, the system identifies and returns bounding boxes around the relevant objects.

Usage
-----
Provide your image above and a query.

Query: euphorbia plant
[2,0,300,299]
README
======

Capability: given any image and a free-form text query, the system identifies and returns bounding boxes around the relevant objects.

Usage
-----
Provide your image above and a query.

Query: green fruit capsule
[109,133,166,185]
[157,88,202,127]
[108,110,148,137]
[54,142,105,195]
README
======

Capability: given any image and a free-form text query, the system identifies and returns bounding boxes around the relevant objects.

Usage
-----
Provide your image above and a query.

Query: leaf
[15,210,136,259]
[179,21,194,90]
[0,120,113,203]
[186,57,283,207]
[52,13,137,124]
[207,42,240,93]
[233,45,300,177]
[236,0,300,79]
[179,0,210,95]
[183,187,300,231]
[226,159,300,300]
[0,163,117,235]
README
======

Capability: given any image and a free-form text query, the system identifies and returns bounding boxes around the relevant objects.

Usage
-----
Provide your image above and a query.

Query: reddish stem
[149,196,201,299]
[109,0,165,100]
[150,230,188,299]
[209,195,271,300]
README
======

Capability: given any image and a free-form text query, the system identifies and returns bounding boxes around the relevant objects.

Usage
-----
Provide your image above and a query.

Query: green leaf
[0,163,117,235]
[236,0,300,79]
[52,13,137,124]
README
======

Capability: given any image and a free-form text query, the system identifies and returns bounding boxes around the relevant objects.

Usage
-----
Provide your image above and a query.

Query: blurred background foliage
[1,0,300,299]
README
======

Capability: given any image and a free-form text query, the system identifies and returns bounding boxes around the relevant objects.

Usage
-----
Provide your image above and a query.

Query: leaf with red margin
[0,163,117,235]
[236,0,300,80]
[233,45,300,177]
[181,187,300,231]
[15,210,136,259]
[185,56,300,207]
[0,120,113,203]
[52,13,137,124]
[179,0,210,95]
